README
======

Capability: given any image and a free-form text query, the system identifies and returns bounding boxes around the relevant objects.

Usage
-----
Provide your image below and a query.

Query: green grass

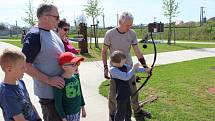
[0,40,23,48]
[99,57,215,121]
[1,39,215,62]
[91,26,215,41]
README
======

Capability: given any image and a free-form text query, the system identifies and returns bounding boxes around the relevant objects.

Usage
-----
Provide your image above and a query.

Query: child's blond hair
[0,48,26,71]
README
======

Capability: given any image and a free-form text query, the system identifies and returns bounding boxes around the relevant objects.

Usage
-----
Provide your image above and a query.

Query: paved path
[0,41,215,121]
[86,38,215,45]
[2,38,215,45]
[79,48,215,121]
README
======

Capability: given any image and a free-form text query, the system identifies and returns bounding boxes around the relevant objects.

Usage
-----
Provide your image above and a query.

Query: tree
[163,0,179,45]
[22,0,37,26]
[76,14,87,27]
[84,0,103,48]
[0,23,7,30]
[42,0,54,4]
[84,0,103,27]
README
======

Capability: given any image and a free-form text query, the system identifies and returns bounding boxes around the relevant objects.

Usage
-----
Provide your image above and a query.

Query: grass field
[92,26,215,41]
[1,39,215,62]
[2,39,215,120]
[99,57,215,121]
[2,20,215,41]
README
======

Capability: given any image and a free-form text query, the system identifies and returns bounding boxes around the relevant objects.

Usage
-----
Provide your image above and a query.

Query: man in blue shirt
[22,4,65,121]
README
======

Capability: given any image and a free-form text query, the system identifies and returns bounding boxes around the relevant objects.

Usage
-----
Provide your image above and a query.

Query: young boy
[109,50,151,121]
[54,52,86,121]
[0,48,41,121]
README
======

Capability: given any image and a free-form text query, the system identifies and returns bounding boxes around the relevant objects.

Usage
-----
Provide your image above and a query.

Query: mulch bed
[210,66,215,70]
[208,66,215,94]
[208,87,215,94]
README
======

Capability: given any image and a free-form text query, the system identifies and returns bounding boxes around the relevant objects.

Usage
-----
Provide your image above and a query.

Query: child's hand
[145,67,152,76]
[62,118,67,121]
[133,63,140,70]
[76,49,80,54]
[81,106,87,118]
[82,110,87,118]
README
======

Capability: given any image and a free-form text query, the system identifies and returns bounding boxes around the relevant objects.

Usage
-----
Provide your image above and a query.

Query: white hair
[119,12,134,24]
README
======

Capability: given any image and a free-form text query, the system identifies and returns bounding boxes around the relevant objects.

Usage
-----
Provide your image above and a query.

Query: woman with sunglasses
[58,19,80,54]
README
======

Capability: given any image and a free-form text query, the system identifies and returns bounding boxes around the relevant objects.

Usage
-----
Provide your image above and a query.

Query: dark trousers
[115,98,132,121]
[39,98,62,121]
[109,76,140,116]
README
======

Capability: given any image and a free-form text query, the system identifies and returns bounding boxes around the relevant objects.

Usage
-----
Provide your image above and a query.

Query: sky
[0,0,214,27]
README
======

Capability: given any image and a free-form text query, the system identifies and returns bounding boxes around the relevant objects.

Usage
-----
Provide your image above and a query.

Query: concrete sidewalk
[0,41,215,121]
[2,37,215,45]
[79,48,215,121]
[85,38,215,45]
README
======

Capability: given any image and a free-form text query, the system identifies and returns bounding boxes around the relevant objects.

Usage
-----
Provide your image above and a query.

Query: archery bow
[132,31,157,97]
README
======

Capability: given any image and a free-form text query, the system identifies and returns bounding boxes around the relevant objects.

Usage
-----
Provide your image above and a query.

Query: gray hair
[119,12,134,24]
[37,4,56,18]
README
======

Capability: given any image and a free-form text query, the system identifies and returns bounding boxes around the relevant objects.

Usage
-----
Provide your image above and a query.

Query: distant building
[184,21,196,26]
[174,20,184,25]
[208,17,215,21]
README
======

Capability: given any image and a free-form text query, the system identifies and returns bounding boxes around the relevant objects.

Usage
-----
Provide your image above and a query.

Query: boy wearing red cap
[54,52,86,121]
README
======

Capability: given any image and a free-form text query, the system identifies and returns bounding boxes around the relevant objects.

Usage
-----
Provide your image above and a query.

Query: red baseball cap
[59,52,84,65]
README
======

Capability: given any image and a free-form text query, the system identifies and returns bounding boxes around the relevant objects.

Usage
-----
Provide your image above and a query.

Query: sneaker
[136,109,152,119]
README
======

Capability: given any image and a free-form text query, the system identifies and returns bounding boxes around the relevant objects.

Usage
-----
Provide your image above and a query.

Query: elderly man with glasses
[22,4,65,121]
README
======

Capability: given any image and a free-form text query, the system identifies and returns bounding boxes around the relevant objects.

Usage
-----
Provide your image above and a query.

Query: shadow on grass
[174,44,215,54]
[80,47,102,60]
[90,46,102,52]
[174,44,201,50]
[81,53,95,58]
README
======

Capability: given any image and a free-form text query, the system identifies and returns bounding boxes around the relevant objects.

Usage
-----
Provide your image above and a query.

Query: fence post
[188,24,191,41]
[79,23,88,54]
[173,23,176,44]
[210,25,212,40]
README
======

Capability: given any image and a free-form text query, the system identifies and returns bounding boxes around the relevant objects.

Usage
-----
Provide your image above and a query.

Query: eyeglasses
[63,28,70,32]
[46,14,60,20]
[63,63,77,67]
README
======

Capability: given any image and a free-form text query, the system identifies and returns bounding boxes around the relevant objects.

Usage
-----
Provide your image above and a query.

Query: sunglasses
[63,28,70,32]
[46,14,60,20]
[63,63,77,67]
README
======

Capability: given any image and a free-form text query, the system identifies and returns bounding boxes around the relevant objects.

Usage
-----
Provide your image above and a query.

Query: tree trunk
[168,19,172,45]
[103,14,105,29]
[92,18,96,48]
[173,23,176,45]
[92,17,99,48]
